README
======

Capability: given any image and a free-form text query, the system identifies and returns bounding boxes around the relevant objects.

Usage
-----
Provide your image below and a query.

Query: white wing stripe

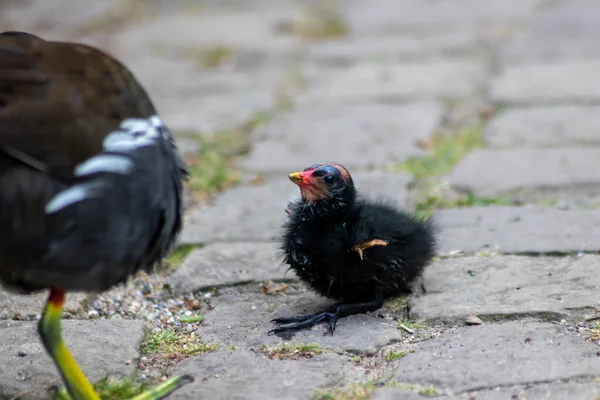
[74,154,133,177]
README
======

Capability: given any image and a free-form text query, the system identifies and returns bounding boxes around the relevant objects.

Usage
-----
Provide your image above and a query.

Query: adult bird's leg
[269,293,384,335]
[39,289,100,400]
[39,289,193,400]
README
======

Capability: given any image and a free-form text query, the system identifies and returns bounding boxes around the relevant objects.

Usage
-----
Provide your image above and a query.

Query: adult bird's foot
[40,290,194,400]
[269,304,341,335]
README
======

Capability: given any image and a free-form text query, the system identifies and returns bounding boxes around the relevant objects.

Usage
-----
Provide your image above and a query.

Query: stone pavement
[1,0,600,399]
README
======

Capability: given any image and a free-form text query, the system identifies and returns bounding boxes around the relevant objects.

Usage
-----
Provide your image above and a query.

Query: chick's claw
[270,313,319,324]
[269,312,337,335]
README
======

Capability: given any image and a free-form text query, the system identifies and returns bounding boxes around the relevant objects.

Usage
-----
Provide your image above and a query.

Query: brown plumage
[0,31,190,399]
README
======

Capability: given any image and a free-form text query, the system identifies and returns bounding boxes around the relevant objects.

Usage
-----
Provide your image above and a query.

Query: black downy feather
[272,163,437,334]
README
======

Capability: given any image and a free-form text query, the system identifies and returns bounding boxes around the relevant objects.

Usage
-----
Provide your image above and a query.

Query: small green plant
[185,46,234,68]
[92,375,150,399]
[396,320,426,331]
[185,111,271,198]
[140,328,178,355]
[396,124,485,179]
[384,381,415,391]
[185,131,245,196]
[384,296,408,310]
[314,381,377,400]
[414,190,513,219]
[384,349,406,361]
[179,315,204,324]
[294,0,349,40]
[419,387,439,396]
[164,245,195,270]
[262,342,324,360]
[140,327,219,358]
[314,391,335,400]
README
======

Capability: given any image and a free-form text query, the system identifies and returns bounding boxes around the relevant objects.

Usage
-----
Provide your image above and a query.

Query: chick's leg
[269,294,384,335]
[40,289,193,400]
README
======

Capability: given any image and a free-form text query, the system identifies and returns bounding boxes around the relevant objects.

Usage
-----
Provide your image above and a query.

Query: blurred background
[5,0,598,210]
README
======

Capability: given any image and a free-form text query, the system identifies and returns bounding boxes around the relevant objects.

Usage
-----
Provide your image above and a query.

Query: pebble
[465,315,483,325]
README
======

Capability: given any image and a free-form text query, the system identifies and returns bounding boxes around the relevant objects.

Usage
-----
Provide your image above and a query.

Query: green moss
[184,115,263,196]
[186,135,239,195]
[294,0,349,40]
[179,314,204,324]
[396,320,426,331]
[414,190,513,219]
[164,245,195,270]
[140,327,219,357]
[140,328,177,355]
[314,381,377,400]
[92,375,150,399]
[418,387,439,396]
[314,391,336,400]
[186,46,234,68]
[70,0,157,36]
[262,342,324,359]
[384,349,406,361]
[384,381,415,391]
[396,124,485,179]
[384,296,408,310]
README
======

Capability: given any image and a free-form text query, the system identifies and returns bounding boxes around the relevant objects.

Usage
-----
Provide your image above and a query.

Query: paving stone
[156,90,275,134]
[110,10,300,57]
[147,0,299,12]
[448,148,600,199]
[501,0,600,61]
[344,0,539,36]
[371,388,425,400]
[0,319,143,399]
[394,322,600,393]
[180,173,411,245]
[299,60,487,103]
[242,103,443,173]
[109,52,284,100]
[484,106,600,148]
[410,254,600,323]
[305,33,482,65]
[0,288,87,320]
[490,61,600,104]
[198,291,401,355]
[457,382,600,400]
[2,0,115,39]
[435,206,600,255]
[170,242,287,295]
[172,350,350,400]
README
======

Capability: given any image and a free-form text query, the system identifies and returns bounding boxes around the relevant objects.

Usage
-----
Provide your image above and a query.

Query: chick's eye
[323,175,335,184]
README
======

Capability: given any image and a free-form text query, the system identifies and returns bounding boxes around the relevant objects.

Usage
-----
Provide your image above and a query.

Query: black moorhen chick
[270,163,436,335]
[0,31,191,399]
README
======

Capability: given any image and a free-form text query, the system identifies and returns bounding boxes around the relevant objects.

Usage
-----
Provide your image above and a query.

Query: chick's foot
[269,296,383,335]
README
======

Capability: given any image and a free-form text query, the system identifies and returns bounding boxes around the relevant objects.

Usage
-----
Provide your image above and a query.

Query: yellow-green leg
[39,289,193,400]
